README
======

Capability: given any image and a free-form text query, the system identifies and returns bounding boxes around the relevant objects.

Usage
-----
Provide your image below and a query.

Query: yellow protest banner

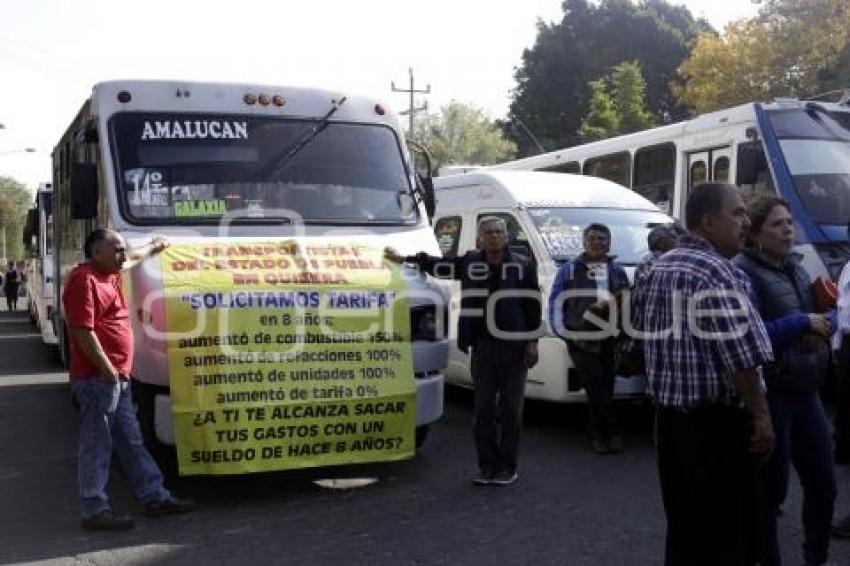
[160,241,415,475]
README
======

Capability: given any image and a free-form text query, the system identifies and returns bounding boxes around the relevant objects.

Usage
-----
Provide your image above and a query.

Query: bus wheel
[132,380,178,477]
[415,425,429,450]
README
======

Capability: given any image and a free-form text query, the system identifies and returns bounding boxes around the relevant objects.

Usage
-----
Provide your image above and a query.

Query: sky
[0,0,761,192]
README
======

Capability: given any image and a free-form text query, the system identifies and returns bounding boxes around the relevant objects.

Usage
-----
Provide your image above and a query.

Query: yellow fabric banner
[160,242,415,475]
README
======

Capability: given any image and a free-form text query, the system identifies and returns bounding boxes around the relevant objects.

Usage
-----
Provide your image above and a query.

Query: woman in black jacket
[734,196,836,566]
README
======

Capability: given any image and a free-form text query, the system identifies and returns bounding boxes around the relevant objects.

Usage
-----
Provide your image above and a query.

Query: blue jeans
[72,378,170,518]
[761,389,836,566]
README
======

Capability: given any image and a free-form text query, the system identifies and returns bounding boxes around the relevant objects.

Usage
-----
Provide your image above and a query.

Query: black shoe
[81,510,135,531]
[472,470,497,486]
[492,469,519,486]
[591,437,611,455]
[832,514,850,538]
[144,496,195,517]
[608,435,624,454]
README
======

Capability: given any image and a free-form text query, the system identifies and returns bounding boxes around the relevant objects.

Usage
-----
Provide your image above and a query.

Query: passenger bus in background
[432,170,674,402]
[52,80,447,468]
[22,182,58,347]
[490,94,850,281]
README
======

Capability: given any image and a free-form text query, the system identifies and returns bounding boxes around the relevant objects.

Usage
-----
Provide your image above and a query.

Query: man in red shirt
[64,228,193,531]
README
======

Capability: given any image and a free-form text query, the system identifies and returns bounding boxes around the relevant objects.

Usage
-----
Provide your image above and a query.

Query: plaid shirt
[631,234,772,407]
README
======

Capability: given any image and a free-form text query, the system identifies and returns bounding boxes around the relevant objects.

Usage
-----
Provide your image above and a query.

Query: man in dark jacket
[385,216,541,486]
[548,223,630,454]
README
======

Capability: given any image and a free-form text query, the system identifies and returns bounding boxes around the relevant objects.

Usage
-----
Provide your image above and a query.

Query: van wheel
[415,425,429,450]
[132,380,178,477]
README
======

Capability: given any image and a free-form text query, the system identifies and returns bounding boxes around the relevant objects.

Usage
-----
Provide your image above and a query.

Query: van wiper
[264,96,348,176]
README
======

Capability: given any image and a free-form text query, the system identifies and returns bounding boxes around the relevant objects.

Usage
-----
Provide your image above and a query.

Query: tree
[579,79,620,141]
[414,102,516,172]
[578,61,655,141]
[611,61,655,134]
[0,176,31,263]
[508,0,708,156]
[674,0,850,113]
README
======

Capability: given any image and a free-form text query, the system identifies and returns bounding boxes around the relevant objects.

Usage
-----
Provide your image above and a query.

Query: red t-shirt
[63,263,134,380]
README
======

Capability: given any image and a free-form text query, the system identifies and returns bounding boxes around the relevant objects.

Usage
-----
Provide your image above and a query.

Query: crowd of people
[64,188,850,563]
[388,182,850,566]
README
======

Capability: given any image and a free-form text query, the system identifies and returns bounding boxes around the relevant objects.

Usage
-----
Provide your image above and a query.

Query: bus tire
[132,380,178,477]
[415,425,429,450]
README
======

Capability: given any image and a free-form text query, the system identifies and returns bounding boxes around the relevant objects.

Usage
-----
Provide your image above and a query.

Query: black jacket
[406,249,542,352]
[734,249,829,391]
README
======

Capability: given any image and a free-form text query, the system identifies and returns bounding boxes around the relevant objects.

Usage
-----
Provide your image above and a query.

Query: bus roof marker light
[117,91,132,104]
[374,104,385,116]
[272,95,285,107]
[244,93,257,105]
[258,94,271,106]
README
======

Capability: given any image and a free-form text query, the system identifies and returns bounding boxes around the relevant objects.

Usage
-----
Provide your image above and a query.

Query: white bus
[52,80,447,468]
[23,182,57,346]
[491,96,850,281]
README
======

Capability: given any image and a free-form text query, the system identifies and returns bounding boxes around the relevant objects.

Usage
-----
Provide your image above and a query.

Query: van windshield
[109,113,416,225]
[527,207,672,264]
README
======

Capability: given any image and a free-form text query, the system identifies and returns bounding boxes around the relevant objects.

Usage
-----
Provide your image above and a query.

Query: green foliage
[611,61,655,134]
[508,0,708,155]
[414,102,516,172]
[0,176,32,263]
[675,0,850,113]
[579,80,620,141]
[579,62,656,141]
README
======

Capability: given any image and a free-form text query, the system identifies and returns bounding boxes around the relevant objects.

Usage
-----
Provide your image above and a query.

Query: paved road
[2,303,850,565]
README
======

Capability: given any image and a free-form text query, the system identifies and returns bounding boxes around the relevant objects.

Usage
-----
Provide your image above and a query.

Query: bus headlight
[410,305,446,342]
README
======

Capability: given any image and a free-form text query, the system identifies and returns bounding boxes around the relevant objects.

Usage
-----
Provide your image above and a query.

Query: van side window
[633,143,675,214]
[477,213,532,259]
[537,161,580,174]
[583,152,631,188]
[434,216,462,258]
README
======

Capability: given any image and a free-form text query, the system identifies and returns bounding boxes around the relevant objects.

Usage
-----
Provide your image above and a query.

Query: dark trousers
[571,341,618,442]
[761,389,836,566]
[470,339,527,474]
[656,404,761,566]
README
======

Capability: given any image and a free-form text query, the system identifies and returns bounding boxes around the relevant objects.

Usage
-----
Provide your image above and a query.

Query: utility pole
[391,68,430,138]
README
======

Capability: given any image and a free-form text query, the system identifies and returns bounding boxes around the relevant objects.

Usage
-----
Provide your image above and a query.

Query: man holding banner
[385,216,542,486]
[64,229,194,531]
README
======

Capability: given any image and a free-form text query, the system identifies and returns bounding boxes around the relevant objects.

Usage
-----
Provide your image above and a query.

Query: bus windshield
[109,113,416,225]
[527,207,672,264]
[769,108,850,226]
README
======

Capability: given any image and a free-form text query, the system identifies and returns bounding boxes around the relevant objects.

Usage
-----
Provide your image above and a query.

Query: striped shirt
[631,234,772,407]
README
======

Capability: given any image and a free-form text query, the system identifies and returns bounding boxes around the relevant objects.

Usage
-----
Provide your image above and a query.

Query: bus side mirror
[737,145,766,185]
[419,173,436,220]
[71,163,98,219]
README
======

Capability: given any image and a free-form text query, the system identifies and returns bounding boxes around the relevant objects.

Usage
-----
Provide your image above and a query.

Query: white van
[432,170,674,402]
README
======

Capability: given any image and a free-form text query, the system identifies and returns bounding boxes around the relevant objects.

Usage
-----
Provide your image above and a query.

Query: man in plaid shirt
[632,183,774,566]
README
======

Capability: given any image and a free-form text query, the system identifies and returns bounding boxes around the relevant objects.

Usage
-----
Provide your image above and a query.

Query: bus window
[633,143,675,214]
[537,161,580,174]
[434,216,462,258]
[583,152,630,188]
[714,156,730,182]
[736,141,775,203]
[690,161,708,190]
